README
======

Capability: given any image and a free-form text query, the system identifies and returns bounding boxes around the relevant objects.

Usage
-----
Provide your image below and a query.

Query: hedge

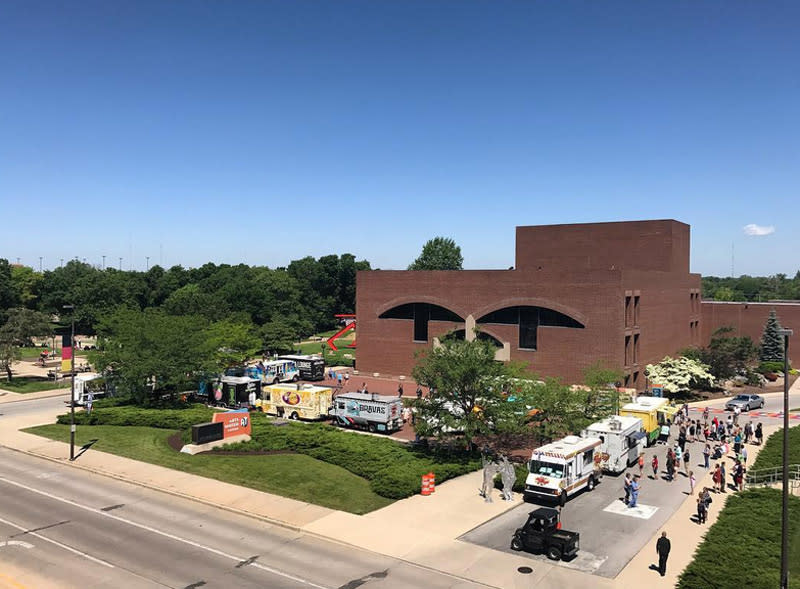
[750,425,800,472]
[678,488,800,588]
[57,404,216,431]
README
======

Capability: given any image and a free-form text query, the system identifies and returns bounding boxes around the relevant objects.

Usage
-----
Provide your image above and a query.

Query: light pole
[63,305,76,461]
[39,257,43,272]
[102,255,106,270]
[119,257,123,271]
[146,256,150,271]
[778,327,793,589]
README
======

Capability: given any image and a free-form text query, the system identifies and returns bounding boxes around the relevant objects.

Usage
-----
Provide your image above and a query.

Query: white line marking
[602,500,659,519]
[0,540,34,549]
[0,477,329,589]
[0,515,113,567]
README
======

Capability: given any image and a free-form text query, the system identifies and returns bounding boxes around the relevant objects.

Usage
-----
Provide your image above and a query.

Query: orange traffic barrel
[427,471,436,493]
[421,473,432,496]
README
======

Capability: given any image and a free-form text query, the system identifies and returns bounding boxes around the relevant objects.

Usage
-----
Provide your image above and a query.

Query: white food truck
[329,392,404,433]
[581,415,647,474]
[525,435,602,505]
[68,373,106,406]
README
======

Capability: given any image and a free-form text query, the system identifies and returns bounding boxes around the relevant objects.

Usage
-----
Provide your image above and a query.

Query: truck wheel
[289,411,299,420]
[273,378,279,385]
[292,374,299,382]
[587,476,596,492]
[547,546,562,561]
[559,491,567,507]
[368,424,376,433]
[510,536,523,551]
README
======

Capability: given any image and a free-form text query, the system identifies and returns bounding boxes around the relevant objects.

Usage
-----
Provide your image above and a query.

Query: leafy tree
[260,317,300,353]
[204,318,261,370]
[10,265,42,308]
[519,378,596,442]
[703,327,759,379]
[163,283,227,320]
[759,309,785,363]
[582,361,625,416]
[411,338,521,449]
[0,259,20,316]
[645,356,715,397]
[408,237,463,271]
[0,308,53,380]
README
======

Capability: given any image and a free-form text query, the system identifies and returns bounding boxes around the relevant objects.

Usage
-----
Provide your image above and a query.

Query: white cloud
[743,224,775,236]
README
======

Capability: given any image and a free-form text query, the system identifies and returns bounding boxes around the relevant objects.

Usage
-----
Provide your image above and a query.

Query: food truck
[525,435,602,506]
[261,359,300,384]
[329,392,404,433]
[69,373,106,406]
[619,396,678,446]
[581,415,647,474]
[256,383,333,420]
[278,355,326,381]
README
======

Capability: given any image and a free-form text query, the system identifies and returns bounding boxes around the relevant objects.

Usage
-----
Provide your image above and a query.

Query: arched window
[379,303,463,342]
[477,306,584,350]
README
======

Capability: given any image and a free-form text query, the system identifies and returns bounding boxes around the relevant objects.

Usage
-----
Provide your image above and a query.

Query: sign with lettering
[211,409,251,438]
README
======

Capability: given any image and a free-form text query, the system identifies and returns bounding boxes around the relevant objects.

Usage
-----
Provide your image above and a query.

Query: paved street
[460,390,800,578]
[0,448,487,589]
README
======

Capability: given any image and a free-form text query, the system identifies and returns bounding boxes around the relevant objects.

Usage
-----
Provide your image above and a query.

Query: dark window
[633,333,639,364]
[539,307,583,328]
[633,296,640,326]
[625,296,632,327]
[519,308,538,350]
[477,305,584,352]
[378,303,414,319]
[379,303,464,344]
[625,335,631,366]
[478,307,519,325]
[413,303,429,342]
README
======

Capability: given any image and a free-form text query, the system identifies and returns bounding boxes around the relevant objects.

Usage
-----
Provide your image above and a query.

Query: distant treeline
[0,255,371,335]
[702,273,800,302]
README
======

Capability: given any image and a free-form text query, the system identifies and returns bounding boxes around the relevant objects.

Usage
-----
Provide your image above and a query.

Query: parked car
[510,507,580,561]
[725,394,765,412]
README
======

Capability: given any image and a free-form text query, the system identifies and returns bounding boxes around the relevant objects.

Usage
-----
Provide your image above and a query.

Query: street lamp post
[778,327,793,589]
[63,305,76,461]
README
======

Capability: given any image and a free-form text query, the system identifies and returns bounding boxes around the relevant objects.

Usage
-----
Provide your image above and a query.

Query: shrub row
[57,404,216,431]
[218,419,482,499]
[750,425,800,472]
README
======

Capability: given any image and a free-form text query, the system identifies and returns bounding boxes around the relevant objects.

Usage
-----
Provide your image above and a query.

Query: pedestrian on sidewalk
[666,451,675,482]
[703,443,711,469]
[651,454,659,480]
[744,421,753,444]
[629,475,640,508]
[689,470,696,495]
[713,464,722,492]
[623,473,632,505]
[696,496,707,524]
[656,531,671,577]
[755,422,763,445]
[734,430,742,455]
[397,382,403,397]
[689,420,696,442]
[674,444,682,472]
[683,448,691,475]
[720,462,727,493]
[741,445,748,466]
[726,414,734,435]
[733,405,741,425]
[701,487,712,510]
[703,406,710,423]
[638,453,645,477]
[336,372,343,388]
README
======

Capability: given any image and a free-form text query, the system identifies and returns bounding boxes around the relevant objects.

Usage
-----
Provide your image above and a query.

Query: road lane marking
[0,540,33,549]
[0,515,114,568]
[602,500,658,519]
[0,477,330,589]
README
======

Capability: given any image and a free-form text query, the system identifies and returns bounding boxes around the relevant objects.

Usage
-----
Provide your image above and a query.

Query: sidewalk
[1,379,798,589]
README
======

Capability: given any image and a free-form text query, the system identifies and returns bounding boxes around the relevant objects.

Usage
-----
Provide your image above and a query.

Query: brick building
[356,219,705,389]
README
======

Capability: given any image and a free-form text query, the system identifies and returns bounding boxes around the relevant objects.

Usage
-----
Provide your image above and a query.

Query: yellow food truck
[255,383,333,421]
[619,396,679,446]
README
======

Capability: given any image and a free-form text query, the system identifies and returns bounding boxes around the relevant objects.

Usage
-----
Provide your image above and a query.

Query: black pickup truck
[510,507,580,561]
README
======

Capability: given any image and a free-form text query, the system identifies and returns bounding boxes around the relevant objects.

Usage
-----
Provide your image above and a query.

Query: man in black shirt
[656,531,671,577]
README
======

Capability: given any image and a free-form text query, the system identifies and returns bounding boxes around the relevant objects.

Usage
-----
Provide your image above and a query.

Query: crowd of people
[624,402,765,526]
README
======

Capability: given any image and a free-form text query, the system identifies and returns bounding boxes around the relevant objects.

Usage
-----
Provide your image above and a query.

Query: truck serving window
[530,460,564,478]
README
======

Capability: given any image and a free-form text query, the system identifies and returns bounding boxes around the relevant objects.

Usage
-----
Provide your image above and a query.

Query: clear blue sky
[1,1,797,276]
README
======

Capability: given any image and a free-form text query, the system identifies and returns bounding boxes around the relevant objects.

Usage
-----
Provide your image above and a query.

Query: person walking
[666,451,675,482]
[703,406,710,423]
[733,405,741,425]
[397,382,403,397]
[755,422,763,445]
[744,421,753,444]
[689,470,696,495]
[629,475,640,508]
[713,464,722,492]
[689,420,696,442]
[741,445,748,466]
[638,453,645,477]
[336,372,343,388]
[734,429,742,455]
[703,443,711,469]
[683,448,691,475]
[656,531,671,577]
[623,473,632,505]
[696,496,707,524]
[674,445,682,472]
[651,454,659,479]
[720,462,727,493]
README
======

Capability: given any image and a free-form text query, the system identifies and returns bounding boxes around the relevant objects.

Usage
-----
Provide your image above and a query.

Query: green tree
[10,265,42,308]
[205,319,260,370]
[645,356,715,397]
[411,338,520,449]
[408,237,463,271]
[759,309,785,363]
[260,317,306,354]
[0,308,53,380]
[582,361,625,416]
[698,327,759,380]
[0,259,20,317]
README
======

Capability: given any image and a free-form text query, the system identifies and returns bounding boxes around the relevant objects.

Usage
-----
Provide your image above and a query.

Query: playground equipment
[327,314,356,352]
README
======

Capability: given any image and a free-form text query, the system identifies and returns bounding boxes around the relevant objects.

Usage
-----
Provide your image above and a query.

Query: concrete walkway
[2,379,799,588]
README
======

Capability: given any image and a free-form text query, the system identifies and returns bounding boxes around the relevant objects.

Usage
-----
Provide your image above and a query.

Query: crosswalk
[689,407,800,419]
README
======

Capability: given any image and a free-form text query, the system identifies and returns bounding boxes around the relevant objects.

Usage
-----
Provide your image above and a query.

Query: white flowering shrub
[645,356,715,394]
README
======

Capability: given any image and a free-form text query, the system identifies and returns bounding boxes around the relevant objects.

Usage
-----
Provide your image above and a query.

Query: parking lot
[460,428,725,578]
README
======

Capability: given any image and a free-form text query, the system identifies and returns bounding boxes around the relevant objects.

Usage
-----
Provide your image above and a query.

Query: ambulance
[256,383,333,420]
[525,435,603,506]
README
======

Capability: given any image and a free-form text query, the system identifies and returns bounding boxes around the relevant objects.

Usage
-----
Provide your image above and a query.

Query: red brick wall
[701,302,800,367]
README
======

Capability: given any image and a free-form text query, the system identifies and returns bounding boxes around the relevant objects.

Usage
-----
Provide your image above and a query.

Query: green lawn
[17,346,88,360]
[295,340,355,366]
[24,424,393,514]
[751,426,800,471]
[0,377,68,393]
[678,488,800,588]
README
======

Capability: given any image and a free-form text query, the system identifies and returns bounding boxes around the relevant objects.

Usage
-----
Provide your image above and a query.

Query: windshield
[530,460,564,478]
[734,395,749,401]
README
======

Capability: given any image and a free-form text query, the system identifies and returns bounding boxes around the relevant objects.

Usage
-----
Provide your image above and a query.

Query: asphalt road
[0,393,68,418]
[0,448,484,589]
[460,390,800,578]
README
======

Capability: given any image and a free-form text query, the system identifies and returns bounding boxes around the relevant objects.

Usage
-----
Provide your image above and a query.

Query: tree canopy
[760,309,785,363]
[408,237,463,271]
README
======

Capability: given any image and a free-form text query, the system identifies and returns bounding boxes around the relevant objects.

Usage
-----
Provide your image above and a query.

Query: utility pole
[60,258,64,268]
[102,255,106,270]
[39,257,43,272]
[778,328,792,589]
[63,305,77,461]
[119,257,123,271]
[146,256,150,271]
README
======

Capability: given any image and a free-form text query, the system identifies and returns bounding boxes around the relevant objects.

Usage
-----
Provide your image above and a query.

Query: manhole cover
[517,566,533,574]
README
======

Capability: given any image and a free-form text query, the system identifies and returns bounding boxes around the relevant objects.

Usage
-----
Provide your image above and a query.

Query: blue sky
[1,1,797,276]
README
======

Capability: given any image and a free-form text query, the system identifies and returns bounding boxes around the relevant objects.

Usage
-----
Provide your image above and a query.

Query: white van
[525,435,602,505]
[581,415,647,474]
